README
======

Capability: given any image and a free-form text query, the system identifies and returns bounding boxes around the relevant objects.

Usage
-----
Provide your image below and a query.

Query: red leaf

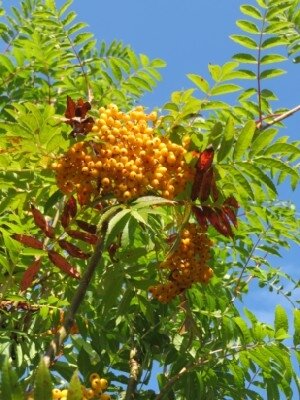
[64,96,94,137]
[12,234,44,250]
[31,205,55,238]
[202,206,233,238]
[67,196,77,218]
[192,206,208,229]
[197,146,214,170]
[48,250,81,279]
[20,259,42,291]
[223,196,239,228]
[75,220,97,234]
[60,209,70,229]
[211,175,219,202]
[58,239,90,259]
[191,146,215,201]
[66,229,98,245]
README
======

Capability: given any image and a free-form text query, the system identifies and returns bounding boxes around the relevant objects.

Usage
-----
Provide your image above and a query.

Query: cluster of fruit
[51,373,111,400]
[149,223,213,303]
[51,104,194,204]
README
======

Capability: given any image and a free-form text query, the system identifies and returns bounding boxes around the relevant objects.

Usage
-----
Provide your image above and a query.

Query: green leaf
[238,163,278,195]
[210,84,242,96]
[1,358,23,400]
[293,309,300,346]
[264,142,300,157]
[232,53,257,63]
[255,157,299,182]
[58,0,73,17]
[105,208,131,247]
[233,120,256,160]
[187,74,210,94]
[234,317,252,343]
[275,305,288,334]
[209,122,223,149]
[250,128,278,156]
[230,35,257,49]
[260,54,287,64]
[260,68,286,79]
[68,22,88,36]
[73,32,94,46]
[236,20,260,33]
[217,116,234,162]
[240,4,262,19]
[208,64,222,82]
[261,36,287,49]
[0,54,15,72]
[34,359,52,400]
[67,370,82,400]
[230,166,255,199]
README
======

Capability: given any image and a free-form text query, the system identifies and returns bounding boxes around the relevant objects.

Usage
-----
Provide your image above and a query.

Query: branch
[257,104,300,130]
[125,347,142,400]
[43,237,104,367]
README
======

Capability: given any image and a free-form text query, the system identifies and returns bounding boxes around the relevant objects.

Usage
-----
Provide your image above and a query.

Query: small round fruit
[52,388,62,399]
[99,378,108,390]
[100,394,111,400]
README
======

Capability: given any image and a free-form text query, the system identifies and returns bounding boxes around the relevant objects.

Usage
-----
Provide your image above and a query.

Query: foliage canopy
[0,0,299,399]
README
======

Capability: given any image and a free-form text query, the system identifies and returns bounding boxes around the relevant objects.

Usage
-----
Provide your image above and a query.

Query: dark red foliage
[64,96,94,137]
[75,220,97,234]
[20,258,42,291]
[67,196,77,218]
[12,234,44,250]
[48,250,81,279]
[66,229,98,245]
[191,146,218,201]
[223,196,239,228]
[31,204,55,238]
[58,239,90,259]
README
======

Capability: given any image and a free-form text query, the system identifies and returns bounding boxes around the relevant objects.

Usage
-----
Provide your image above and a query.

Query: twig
[257,104,300,130]
[125,347,142,400]
[43,237,104,367]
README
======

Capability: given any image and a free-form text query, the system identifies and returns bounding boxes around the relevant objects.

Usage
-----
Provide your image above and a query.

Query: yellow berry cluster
[149,223,213,303]
[51,373,110,400]
[51,104,194,204]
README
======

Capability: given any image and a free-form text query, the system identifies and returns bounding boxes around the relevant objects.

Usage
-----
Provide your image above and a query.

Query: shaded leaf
[12,234,44,250]
[20,258,42,291]
[48,250,81,279]
[1,357,23,400]
[34,359,52,400]
[58,240,90,259]
[31,204,55,238]
[67,370,82,400]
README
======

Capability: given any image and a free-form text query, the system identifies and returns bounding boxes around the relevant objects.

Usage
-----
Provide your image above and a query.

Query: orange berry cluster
[149,223,213,303]
[51,373,110,400]
[51,104,194,204]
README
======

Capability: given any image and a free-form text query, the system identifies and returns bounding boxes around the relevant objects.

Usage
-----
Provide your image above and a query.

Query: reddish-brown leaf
[202,206,233,238]
[60,209,70,229]
[31,205,55,238]
[211,175,219,202]
[223,196,239,228]
[68,196,77,218]
[199,168,214,202]
[58,239,90,259]
[66,229,98,245]
[20,258,42,291]
[12,234,44,250]
[191,146,215,201]
[75,219,97,234]
[64,96,94,137]
[192,206,208,229]
[48,250,81,279]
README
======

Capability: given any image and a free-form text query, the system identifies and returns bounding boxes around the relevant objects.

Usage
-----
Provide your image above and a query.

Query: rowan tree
[0,0,299,399]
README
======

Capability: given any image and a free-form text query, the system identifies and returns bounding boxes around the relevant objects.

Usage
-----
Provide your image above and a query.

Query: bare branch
[257,104,300,130]
[125,347,142,400]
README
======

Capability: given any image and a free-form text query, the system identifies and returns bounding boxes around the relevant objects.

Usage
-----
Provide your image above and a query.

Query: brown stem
[257,104,300,130]
[125,347,142,400]
[43,237,104,367]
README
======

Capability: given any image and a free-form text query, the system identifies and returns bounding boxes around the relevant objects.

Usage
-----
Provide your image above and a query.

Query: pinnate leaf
[20,258,42,291]
[67,370,82,400]
[230,35,257,49]
[48,250,81,279]
[34,359,52,400]
[240,5,262,19]
[1,357,23,400]
[12,234,44,250]
[233,120,256,160]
